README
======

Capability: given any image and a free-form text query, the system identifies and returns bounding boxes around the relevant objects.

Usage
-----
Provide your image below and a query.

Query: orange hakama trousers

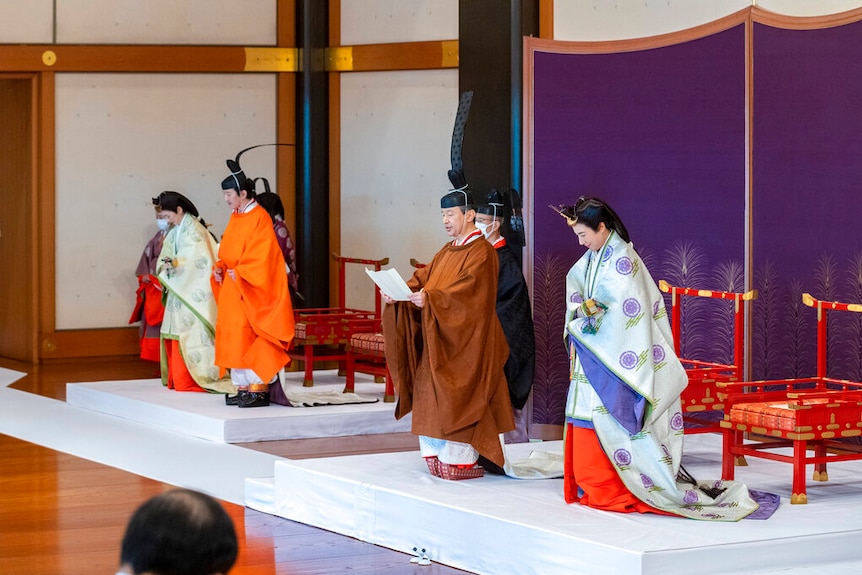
[564,423,672,515]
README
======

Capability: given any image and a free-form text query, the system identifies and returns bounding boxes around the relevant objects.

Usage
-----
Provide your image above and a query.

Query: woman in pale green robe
[556,197,772,521]
[154,192,234,395]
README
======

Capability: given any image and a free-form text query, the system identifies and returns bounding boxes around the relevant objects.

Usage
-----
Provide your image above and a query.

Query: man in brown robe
[382,188,514,480]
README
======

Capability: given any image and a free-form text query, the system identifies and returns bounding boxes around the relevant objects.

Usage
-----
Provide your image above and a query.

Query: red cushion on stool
[350,332,385,354]
[730,398,862,434]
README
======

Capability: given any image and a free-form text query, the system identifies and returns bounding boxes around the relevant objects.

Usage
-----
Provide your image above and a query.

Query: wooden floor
[0,356,471,575]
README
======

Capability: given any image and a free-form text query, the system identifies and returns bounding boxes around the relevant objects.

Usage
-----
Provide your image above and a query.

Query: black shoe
[477,455,506,476]
[238,391,270,408]
[225,393,239,406]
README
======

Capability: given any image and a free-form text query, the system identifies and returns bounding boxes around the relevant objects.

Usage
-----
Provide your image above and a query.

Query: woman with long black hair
[556,196,765,520]
[154,191,233,395]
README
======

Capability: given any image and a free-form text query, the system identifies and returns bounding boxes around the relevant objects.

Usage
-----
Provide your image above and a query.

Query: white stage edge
[246,434,862,575]
[7,365,862,573]
[0,367,25,388]
[0,374,281,505]
[66,370,411,443]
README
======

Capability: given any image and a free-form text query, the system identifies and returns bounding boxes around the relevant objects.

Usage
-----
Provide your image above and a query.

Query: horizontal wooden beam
[0,45,249,72]
[328,40,458,72]
[0,42,458,73]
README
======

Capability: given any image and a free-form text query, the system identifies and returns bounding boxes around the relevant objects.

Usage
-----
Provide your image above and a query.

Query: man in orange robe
[211,152,294,408]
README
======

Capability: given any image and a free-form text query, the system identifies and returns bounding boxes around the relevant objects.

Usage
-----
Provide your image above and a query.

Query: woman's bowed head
[549,197,631,252]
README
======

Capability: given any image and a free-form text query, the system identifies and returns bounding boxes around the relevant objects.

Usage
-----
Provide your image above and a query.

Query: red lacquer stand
[659,280,757,435]
[718,293,862,503]
[289,254,387,388]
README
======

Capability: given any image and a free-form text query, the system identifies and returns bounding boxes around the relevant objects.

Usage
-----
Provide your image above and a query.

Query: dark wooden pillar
[459,0,538,264]
[295,0,330,307]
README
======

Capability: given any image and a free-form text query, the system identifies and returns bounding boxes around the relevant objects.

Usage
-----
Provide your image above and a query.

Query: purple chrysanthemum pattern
[623,297,645,329]
[623,298,641,317]
[619,350,638,369]
[613,448,632,467]
[640,474,655,490]
[616,256,633,275]
[602,245,614,262]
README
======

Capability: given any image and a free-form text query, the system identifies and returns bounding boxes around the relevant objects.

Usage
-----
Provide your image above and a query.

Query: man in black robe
[475,189,536,444]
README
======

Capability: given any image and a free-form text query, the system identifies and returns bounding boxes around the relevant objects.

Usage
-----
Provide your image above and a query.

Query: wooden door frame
[0,73,39,362]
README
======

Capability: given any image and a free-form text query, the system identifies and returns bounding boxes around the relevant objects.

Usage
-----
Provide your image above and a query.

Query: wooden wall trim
[328,40,459,72]
[278,0,297,46]
[329,0,341,48]
[539,0,554,39]
[350,40,457,71]
[329,0,341,306]
[0,45,248,73]
[277,1,298,251]
[27,73,39,362]
[37,71,55,352]
[277,73,297,239]
[0,20,462,74]
[328,71,341,307]
[0,74,37,361]
[40,328,140,359]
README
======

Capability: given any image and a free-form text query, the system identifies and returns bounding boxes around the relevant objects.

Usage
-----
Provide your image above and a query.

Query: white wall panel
[553,0,750,41]
[553,1,862,41]
[758,0,862,16]
[340,69,458,311]
[56,0,276,45]
[55,73,276,329]
[0,0,53,43]
[341,0,457,45]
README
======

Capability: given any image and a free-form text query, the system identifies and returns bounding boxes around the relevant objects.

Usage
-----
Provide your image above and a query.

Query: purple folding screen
[752,21,862,382]
[525,16,862,426]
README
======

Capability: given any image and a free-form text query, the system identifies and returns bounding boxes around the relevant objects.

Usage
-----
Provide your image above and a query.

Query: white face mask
[474,220,493,239]
[156,218,170,231]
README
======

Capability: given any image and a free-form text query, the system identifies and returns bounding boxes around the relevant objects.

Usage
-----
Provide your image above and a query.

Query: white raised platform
[0,367,25,388]
[246,433,862,575]
[66,369,411,443]
[0,371,281,506]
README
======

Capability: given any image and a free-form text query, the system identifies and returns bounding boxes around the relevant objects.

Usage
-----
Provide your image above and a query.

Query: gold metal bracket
[441,40,458,67]
[327,46,354,71]
[244,47,298,72]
